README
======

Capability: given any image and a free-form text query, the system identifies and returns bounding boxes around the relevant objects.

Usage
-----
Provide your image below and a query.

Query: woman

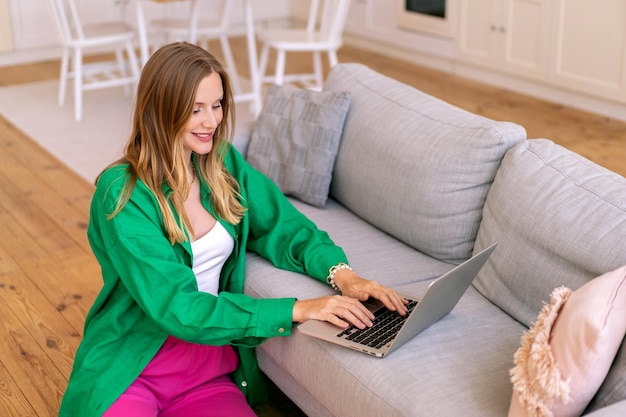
[59,42,407,417]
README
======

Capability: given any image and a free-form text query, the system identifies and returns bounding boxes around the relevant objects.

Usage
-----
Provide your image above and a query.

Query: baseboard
[0,45,62,67]
[454,63,626,123]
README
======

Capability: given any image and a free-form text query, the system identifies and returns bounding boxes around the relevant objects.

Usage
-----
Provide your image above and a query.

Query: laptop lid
[298,243,497,357]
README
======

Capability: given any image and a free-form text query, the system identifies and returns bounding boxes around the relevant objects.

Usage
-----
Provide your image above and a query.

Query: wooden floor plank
[0,269,84,378]
[0,290,68,417]
[0,166,90,254]
[0,175,86,270]
[0,243,20,276]
[0,118,94,216]
[0,360,38,417]
[22,257,101,331]
[0,198,53,270]
[0,60,58,87]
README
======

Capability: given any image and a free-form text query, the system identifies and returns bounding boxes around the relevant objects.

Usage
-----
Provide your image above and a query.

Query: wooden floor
[0,39,624,417]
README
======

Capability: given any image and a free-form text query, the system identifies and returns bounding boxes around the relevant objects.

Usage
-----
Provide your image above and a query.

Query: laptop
[298,243,498,357]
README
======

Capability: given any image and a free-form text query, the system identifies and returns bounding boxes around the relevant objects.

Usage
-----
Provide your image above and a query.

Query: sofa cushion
[323,63,526,264]
[246,83,350,207]
[284,197,457,288]
[508,265,626,417]
[473,139,626,328]
[245,249,524,417]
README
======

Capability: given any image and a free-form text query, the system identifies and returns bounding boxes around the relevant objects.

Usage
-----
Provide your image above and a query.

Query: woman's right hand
[292,296,375,329]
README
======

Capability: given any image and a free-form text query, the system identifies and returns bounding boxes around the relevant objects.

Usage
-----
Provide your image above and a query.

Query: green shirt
[59,146,347,416]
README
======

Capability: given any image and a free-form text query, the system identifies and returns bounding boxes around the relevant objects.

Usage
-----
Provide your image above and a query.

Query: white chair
[257,0,351,90]
[141,0,242,94]
[45,0,139,122]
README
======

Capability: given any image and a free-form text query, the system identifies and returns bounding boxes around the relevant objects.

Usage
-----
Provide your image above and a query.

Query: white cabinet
[8,0,58,50]
[457,0,626,104]
[456,0,549,81]
[548,0,626,103]
[0,0,12,52]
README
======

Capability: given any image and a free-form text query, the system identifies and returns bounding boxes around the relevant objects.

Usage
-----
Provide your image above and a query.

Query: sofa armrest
[584,400,626,416]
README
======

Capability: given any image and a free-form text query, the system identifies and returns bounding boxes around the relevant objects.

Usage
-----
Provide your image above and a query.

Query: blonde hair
[103,42,246,243]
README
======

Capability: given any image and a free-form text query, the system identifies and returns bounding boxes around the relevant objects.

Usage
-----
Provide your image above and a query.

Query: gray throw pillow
[246,84,350,207]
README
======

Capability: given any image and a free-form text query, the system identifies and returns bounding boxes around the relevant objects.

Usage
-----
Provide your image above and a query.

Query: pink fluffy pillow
[508,265,626,417]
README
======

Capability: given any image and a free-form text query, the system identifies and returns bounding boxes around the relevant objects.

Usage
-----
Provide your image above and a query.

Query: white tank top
[190,221,234,295]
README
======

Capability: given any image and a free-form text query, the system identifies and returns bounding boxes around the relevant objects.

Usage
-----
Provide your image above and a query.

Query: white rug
[0,80,133,183]
[0,80,256,184]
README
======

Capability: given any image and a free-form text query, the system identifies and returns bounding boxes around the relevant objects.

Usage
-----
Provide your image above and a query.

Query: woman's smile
[193,131,214,142]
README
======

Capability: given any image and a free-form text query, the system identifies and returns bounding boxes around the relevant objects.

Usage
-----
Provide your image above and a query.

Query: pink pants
[103,336,257,417]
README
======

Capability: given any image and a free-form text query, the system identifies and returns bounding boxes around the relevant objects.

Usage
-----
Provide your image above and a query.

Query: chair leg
[274,49,286,86]
[328,50,338,67]
[126,40,140,84]
[74,48,83,122]
[258,44,270,85]
[312,51,323,90]
[115,46,130,96]
[218,35,241,94]
[59,48,70,106]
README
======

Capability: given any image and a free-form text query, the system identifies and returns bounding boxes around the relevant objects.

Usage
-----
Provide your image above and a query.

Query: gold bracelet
[326,262,351,292]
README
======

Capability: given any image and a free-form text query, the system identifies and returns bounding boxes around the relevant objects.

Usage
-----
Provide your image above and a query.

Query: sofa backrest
[323,63,527,264]
[472,139,626,327]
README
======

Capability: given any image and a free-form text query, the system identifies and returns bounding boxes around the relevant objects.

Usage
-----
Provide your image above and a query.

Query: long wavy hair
[104,42,246,243]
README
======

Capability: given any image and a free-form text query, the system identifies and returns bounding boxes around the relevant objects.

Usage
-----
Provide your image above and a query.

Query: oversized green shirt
[59,146,347,416]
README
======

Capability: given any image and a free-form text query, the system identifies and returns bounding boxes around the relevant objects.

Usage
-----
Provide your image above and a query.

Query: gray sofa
[238,64,626,417]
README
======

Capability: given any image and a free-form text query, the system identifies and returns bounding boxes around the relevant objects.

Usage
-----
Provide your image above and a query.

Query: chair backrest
[45,0,86,43]
[307,0,351,45]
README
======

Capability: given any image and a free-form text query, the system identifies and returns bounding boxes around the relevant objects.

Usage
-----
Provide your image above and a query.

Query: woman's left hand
[333,269,409,316]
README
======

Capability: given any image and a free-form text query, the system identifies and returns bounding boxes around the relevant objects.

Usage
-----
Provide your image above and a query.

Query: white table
[135,0,262,113]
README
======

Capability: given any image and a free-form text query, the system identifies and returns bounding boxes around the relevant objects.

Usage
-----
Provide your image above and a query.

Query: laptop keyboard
[336,300,418,349]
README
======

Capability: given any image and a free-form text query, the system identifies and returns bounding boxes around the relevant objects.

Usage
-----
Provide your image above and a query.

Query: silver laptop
[298,243,498,357]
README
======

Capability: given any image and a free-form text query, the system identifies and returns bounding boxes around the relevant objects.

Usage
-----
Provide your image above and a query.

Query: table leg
[137,1,150,67]
[188,0,199,44]
[243,0,261,114]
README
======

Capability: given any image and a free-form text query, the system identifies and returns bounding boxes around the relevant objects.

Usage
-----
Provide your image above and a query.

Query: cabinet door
[8,0,57,49]
[549,0,626,103]
[500,0,549,80]
[457,0,548,81]
[456,0,500,68]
